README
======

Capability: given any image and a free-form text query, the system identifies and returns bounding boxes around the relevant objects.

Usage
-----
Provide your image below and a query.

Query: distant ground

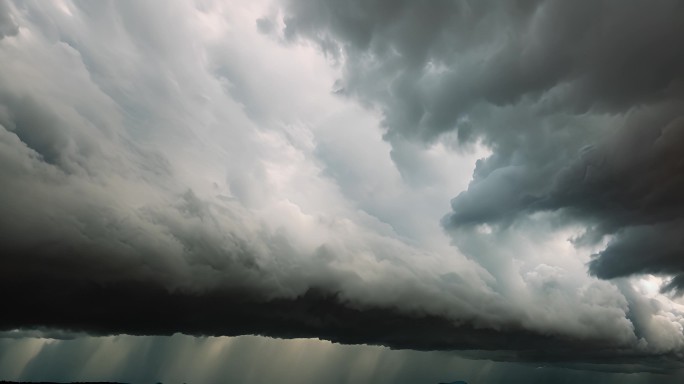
[0,381,465,384]
[0,382,126,384]
[0,380,468,384]
[1,381,466,384]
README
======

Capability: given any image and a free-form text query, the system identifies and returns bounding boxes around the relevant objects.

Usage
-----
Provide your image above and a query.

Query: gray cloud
[2,0,684,376]
[0,0,18,39]
[281,0,684,289]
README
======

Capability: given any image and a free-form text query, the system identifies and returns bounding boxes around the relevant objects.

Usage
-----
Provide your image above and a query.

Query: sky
[1,0,684,383]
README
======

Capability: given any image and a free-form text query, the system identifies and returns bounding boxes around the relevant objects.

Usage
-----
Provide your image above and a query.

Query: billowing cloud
[2,0,684,376]
[281,1,684,289]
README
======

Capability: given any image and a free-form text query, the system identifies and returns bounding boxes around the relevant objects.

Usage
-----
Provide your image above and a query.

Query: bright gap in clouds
[2,0,684,382]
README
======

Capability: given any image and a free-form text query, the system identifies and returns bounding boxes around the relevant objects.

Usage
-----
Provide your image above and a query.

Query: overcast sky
[1,0,684,383]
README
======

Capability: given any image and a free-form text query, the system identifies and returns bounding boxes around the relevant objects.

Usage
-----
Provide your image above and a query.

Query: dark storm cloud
[0,267,676,371]
[2,0,684,374]
[281,0,684,287]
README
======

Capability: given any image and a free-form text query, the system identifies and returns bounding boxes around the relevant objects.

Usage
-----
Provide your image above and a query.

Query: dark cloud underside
[1,274,672,370]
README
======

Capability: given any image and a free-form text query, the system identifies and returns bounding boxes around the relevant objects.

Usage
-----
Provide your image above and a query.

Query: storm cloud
[281,0,684,287]
[2,0,684,377]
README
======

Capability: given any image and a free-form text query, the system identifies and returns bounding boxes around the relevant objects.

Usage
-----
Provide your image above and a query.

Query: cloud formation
[1,0,684,374]
[281,0,684,288]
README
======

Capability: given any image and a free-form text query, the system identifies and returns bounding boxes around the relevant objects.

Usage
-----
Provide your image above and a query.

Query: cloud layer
[1,0,684,373]
[281,0,684,287]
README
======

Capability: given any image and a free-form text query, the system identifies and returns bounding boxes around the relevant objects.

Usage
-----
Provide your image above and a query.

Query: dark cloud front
[1,0,684,376]
[282,0,684,288]
[1,271,675,372]
[0,277,595,356]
